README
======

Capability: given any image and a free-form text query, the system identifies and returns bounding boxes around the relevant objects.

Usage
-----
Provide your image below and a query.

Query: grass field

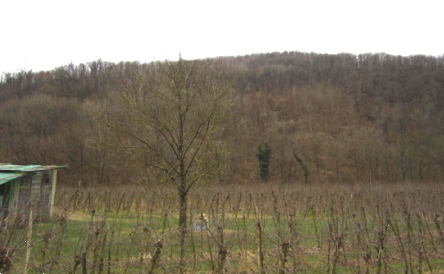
[2,182,444,273]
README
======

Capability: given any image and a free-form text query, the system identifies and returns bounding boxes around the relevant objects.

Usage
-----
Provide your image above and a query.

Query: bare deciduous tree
[88,58,231,273]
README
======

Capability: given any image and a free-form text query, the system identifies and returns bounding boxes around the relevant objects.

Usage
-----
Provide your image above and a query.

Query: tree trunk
[179,183,187,274]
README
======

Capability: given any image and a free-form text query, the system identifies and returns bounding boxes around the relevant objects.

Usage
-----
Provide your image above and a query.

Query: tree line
[1,51,444,185]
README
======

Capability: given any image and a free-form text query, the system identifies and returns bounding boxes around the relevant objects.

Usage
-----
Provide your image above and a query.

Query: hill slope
[1,52,443,184]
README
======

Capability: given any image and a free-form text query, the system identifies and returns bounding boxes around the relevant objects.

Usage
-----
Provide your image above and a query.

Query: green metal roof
[0,164,66,185]
[0,172,25,185]
[0,164,66,172]
[0,164,41,171]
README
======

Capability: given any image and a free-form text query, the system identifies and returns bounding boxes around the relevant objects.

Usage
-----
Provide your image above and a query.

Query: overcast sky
[1,0,442,73]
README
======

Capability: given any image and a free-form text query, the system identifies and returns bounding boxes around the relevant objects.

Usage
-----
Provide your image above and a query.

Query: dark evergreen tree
[257,143,272,182]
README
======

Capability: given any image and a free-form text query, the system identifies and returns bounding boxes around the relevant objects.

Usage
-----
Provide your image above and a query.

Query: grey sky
[1,0,442,73]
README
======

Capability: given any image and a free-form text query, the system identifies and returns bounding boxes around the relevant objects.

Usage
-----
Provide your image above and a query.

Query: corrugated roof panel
[0,164,66,172]
[19,165,67,172]
[0,172,25,185]
[0,164,41,171]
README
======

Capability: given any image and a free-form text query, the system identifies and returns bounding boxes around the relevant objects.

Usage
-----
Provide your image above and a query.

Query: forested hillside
[1,51,444,185]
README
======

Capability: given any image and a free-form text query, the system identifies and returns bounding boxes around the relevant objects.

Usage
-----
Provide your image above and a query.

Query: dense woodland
[1,51,444,186]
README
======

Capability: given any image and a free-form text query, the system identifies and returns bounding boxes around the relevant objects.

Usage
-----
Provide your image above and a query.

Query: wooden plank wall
[17,171,53,221]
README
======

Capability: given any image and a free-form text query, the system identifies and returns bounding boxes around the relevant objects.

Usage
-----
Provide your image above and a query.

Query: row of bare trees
[1,52,444,185]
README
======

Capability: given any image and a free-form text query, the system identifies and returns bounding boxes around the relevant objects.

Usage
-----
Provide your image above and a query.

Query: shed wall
[17,171,54,221]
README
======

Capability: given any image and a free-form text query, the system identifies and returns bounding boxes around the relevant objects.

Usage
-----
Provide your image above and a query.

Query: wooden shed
[0,164,65,222]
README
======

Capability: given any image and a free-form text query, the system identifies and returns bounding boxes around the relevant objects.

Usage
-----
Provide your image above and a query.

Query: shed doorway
[0,183,11,219]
